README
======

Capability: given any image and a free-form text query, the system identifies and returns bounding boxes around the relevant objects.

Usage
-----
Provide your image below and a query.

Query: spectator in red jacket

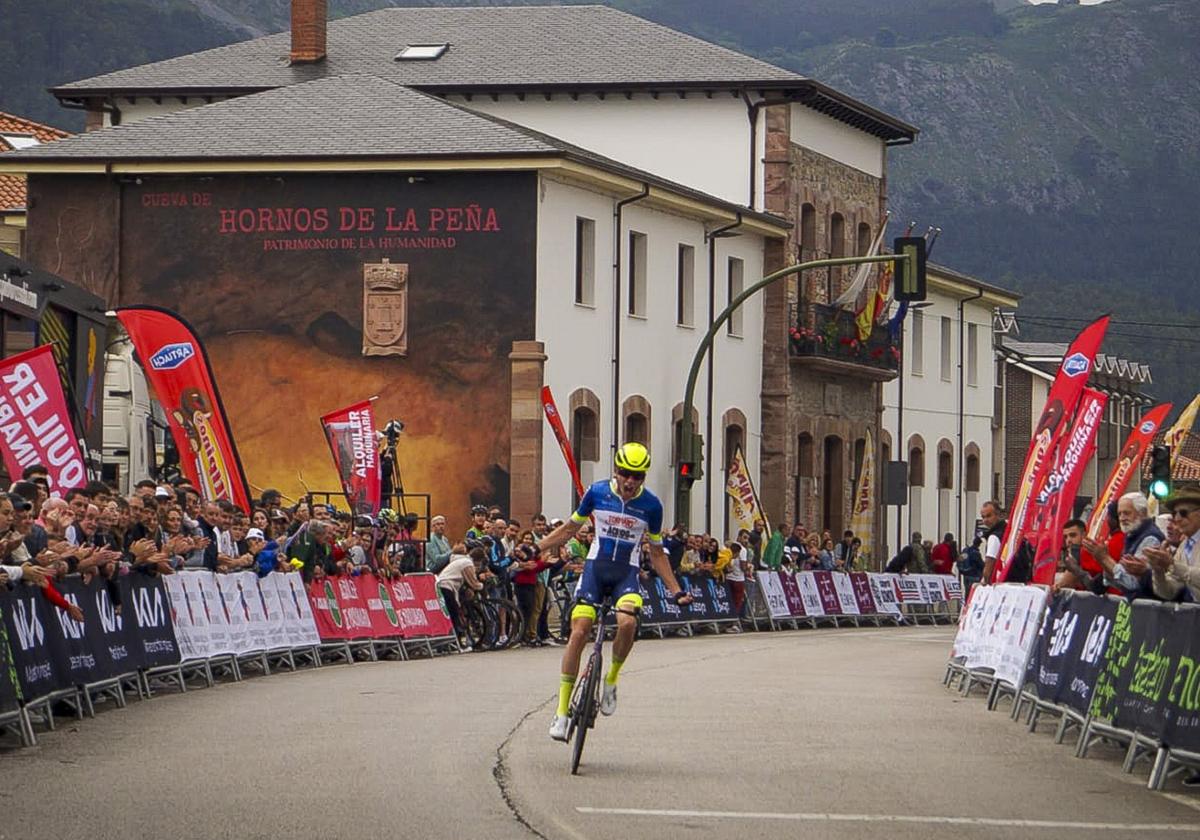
[930,533,958,576]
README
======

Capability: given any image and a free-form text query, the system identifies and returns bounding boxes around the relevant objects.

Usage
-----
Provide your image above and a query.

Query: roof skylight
[0,134,39,150]
[395,44,448,61]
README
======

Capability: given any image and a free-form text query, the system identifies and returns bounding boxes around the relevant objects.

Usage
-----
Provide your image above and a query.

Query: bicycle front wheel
[570,648,603,775]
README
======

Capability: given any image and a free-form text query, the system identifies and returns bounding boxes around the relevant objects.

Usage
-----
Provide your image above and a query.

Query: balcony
[788,302,899,381]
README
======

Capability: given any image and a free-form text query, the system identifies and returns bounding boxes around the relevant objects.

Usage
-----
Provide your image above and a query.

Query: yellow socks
[557,674,575,717]
[605,657,625,686]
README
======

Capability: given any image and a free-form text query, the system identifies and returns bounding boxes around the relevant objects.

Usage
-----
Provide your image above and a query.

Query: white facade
[535,174,765,529]
[789,105,885,178]
[882,269,1018,556]
[452,92,759,208]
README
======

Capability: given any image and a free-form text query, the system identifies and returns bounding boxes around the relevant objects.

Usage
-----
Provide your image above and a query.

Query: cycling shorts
[574,560,641,607]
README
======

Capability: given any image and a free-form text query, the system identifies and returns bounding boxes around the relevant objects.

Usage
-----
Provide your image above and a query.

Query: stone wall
[759,105,888,537]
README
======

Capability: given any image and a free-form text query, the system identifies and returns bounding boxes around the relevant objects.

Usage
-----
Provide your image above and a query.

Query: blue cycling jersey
[570,479,663,568]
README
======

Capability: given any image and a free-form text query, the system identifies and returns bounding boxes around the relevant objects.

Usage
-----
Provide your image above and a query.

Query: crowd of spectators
[0,459,879,643]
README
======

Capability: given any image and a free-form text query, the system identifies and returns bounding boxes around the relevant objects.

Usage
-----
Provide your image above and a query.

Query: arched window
[857,221,872,256]
[908,434,926,487]
[798,432,815,478]
[965,443,981,492]
[938,450,954,490]
[828,212,846,299]
[569,388,601,463]
[622,395,651,448]
[800,203,817,258]
[722,408,748,471]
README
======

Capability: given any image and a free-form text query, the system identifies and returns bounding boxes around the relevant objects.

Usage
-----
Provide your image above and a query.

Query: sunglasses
[1173,507,1198,518]
[616,469,646,481]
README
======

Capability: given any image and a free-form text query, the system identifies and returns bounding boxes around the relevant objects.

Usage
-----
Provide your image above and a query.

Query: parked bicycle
[460,592,524,651]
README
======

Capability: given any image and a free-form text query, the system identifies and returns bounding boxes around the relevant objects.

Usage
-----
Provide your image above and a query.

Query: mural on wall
[36,171,538,517]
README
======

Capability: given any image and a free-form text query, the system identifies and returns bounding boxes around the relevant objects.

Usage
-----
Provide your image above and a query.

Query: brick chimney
[290,0,327,64]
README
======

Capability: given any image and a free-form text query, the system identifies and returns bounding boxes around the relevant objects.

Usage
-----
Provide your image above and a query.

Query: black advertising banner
[54,576,108,685]
[0,583,67,700]
[680,576,713,622]
[1164,606,1200,752]
[1030,592,1117,715]
[1091,598,1134,723]
[1031,594,1069,702]
[1113,600,1168,738]
[1055,595,1117,716]
[705,579,735,621]
[0,596,21,712]
[124,575,181,669]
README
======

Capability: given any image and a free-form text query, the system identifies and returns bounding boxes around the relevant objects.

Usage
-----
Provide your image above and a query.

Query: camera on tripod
[382,419,405,445]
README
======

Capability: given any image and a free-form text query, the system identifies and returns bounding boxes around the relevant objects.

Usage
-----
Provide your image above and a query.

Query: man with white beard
[1081,491,1164,598]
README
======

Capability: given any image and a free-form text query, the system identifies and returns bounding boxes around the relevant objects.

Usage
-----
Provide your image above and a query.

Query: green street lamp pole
[675,252,913,531]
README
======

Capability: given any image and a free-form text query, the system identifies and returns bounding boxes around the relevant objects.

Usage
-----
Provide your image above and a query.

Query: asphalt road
[3,626,1199,840]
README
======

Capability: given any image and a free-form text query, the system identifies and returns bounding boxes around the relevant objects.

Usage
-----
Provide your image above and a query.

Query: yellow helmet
[614,442,651,473]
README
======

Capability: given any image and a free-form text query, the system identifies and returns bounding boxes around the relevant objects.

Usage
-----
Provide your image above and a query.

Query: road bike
[461,593,525,651]
[565,596,614,775]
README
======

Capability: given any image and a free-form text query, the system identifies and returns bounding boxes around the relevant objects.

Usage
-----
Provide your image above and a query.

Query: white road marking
[1163,793,1200,815]
[575,807,1200,832]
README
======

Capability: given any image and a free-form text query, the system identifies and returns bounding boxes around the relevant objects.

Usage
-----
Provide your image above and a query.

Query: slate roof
[0,112,70,212]
[51,5,914,141]
[57,5,800,93]
[5,75,788,229]
[15,75,560,161]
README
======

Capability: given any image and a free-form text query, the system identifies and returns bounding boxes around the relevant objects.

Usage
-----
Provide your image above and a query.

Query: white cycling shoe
[549,714,570,742]
[600,682,618,716]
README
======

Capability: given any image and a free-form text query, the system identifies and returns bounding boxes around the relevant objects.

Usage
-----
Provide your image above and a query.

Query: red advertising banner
[115,306,252,512]
[320,399,381,515]
[1086,402,1173,540]
[996,316,1109,582]
[540,385,585,500]
[307,572,454,641]
[389,573,455,638]
[1029,388,1106,585]
[0,345,87,492]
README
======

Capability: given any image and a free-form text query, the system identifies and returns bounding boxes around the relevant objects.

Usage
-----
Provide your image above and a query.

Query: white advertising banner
[867,573,902,616]
[831,572,860,615]
[215,572,254,654]
[164,573,209,661]
[917,575,948,604]
[191,572,235,656]
[796,572,825,617]
[757,571,791,619]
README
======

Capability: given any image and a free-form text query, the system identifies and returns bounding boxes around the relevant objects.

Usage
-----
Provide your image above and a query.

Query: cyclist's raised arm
[536,517,582,556]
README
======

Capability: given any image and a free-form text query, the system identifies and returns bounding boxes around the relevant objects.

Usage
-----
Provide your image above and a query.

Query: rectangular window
[727,257,744,337]
[911,310,924,375]
[677,244,695,327]
[967,323,979,387]
[940,316,952,381]
[574,217,595,306]
[628,231,647,317]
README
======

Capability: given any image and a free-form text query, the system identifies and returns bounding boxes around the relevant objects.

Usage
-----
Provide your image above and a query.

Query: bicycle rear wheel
[570,647,603,775]
[462,598,490,650]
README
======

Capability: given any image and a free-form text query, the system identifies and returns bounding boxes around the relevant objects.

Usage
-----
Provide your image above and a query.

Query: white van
[101,338,166,494]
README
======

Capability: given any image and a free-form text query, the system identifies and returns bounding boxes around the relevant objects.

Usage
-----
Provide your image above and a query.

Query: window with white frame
[628,231,647,317]
[940,316,952,381]
[911,310,925,375]
[967,323,979,386]
[727,256,744,337]
[575,217,595,306]
[677,244,695,327]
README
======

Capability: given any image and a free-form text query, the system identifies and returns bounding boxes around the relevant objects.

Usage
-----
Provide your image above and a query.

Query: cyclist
[533,442,691,741]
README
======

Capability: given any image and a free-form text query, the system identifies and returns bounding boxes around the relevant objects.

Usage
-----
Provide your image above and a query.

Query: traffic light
[893,236,928,302]
[678,432,704,486]
[1149,444,1171,500]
